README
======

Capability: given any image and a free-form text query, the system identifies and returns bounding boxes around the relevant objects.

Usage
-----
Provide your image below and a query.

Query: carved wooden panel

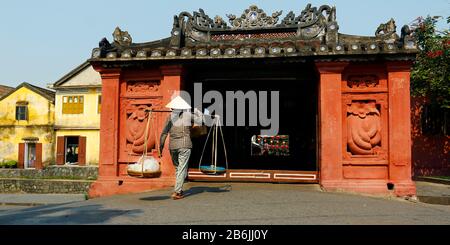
[118,79,166,162]
[119,98,163,161]
[125,104,155,154]
[342,95,388,164]
[342,74,387,93]
[346,101,381,155]
[347,75,379,89]
[123,80,161,98]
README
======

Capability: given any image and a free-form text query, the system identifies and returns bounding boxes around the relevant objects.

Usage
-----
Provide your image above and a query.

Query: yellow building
[50,61,101,166]
[0,83,55,169]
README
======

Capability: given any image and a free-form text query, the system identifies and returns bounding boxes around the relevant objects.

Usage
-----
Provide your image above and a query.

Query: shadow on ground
[0,203,142,224]
[184,185,232,197]
[418,196,450,205]
[139,185,232,201]
[140,196,171,201]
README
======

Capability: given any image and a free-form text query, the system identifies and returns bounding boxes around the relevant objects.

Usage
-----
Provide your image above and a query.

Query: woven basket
[127,169,162,178]
[127,156,162,178]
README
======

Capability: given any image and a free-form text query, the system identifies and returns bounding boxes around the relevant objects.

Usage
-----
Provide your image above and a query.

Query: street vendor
[160,95,204,200]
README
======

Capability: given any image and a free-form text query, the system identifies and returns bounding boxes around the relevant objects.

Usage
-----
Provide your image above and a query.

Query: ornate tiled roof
[90,4,418,62]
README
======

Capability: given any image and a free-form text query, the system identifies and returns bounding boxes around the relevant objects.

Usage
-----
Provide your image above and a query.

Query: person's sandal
[171,192,177,198]
[172,192,184,200]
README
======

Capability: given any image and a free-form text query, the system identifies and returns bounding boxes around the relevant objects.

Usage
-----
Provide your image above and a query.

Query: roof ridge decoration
[281,4,335,28]
[168,4,340,47]
[226,5,283,29]
[375,18,399,43]
[90,3,418,61]
[113,27,132,46]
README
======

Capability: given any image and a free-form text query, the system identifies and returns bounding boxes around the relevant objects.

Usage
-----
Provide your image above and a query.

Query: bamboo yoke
[127,110,228,178]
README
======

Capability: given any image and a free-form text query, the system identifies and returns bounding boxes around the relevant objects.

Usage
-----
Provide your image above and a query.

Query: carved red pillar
[315,62,348,190]
[159,65,184,178]
[387,61,416,196]
[97,67,121,177]
[88,65,179,198]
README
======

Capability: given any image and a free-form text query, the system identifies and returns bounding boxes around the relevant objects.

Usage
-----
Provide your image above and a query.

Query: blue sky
[0,0,449,88]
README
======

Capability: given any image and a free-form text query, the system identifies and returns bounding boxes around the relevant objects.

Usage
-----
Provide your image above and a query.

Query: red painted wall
[88,65,183,198]
[316,61,416,197]
[89,61,418,198]
[411,97,450,177]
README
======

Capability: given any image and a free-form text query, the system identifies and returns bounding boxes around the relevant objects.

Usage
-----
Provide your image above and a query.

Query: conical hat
[165,95,191,109]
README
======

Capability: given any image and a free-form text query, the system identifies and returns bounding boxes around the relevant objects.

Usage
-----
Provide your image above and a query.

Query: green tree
[410,15,450,109]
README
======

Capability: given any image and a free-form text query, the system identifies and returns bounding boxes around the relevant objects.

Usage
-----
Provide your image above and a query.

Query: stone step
[0,166,98,180]
[0,178,94,194]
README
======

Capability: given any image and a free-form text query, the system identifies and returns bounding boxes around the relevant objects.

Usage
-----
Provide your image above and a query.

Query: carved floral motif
[126,81,159,95]
[125,104,156,154]
[347,101,382,155]
[347,75,379,89]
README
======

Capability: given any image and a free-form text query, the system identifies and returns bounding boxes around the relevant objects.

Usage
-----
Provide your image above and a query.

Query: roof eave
[52,61,91,88]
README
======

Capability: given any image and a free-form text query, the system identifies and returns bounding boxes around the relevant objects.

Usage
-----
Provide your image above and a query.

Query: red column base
[88,176,175,198]
[391,180,417,197]
[320,180,416,197]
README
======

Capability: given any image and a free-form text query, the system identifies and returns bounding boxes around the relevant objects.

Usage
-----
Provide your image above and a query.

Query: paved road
[0,182,449,224]
[0,194,87,206]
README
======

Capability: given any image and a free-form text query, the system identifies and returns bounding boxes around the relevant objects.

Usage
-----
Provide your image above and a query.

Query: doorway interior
[24,143,36,169]
[65,136,79,164]
[185,61,318,180]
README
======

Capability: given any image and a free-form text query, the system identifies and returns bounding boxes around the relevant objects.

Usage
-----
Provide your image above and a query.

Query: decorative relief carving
[126,81,160,96]
[282,4,334,27]
[125,104,157,154]
[375,18,399,43]
[113,27,132,46]
[226,5,282,29]
[347,75,379,89]
[347,101,382,155]
[281,4,336,39]
[375,18,396,37]
[173,4,338,44]
[211,32,296,41]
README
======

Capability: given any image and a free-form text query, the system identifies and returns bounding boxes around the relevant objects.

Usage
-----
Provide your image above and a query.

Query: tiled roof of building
[89,4,418,62]
[0,82,55,102]
[0,85,14,97]
[52,61,91,87]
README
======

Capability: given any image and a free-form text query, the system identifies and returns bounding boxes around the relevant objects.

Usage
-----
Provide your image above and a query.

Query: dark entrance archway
[184,60,319,182]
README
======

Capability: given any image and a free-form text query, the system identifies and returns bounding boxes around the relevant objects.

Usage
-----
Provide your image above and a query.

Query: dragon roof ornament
[281,4,335,28]
[171,4,339,46]
[91,3,417,61]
